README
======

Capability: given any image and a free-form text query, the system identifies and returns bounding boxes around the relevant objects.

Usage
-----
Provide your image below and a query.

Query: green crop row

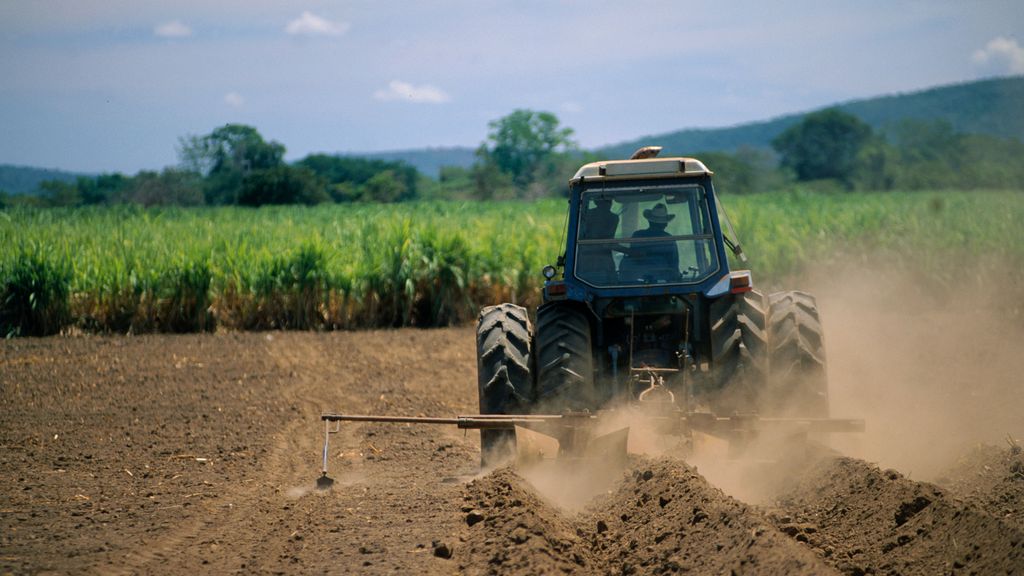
[2,191,1022,336]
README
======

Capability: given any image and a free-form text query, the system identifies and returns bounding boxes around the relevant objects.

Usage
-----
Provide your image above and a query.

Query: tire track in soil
[150,329,482,574]
[0,333,297,576]
[110,332,328,576]
[139,333,357,575]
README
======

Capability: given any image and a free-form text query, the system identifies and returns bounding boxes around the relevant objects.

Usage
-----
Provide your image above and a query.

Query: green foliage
[481,110,577,190]
[773,108,872,186]
[432,165,476,200]
[178,124,287,204]
[158,258,214,333]
[242,241,329,329]
[694,148,787,195]
[238,165,327,206]
[3,192,1022,335]
[39,179,83,206]
[1,244,72,337]
[471,144,516,200]
[849,119,1024,191]
[360,170,408,203]
[297,154,418,202]
[124,169,204,207]
[78,173,132,204]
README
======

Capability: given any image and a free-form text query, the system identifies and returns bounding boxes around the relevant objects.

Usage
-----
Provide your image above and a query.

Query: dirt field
[3,270,1024,574]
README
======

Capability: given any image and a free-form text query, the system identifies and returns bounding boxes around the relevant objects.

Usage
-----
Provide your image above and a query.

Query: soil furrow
[2,327,1022,575]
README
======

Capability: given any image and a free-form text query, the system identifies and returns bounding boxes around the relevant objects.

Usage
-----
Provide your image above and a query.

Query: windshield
[574,184,719,287]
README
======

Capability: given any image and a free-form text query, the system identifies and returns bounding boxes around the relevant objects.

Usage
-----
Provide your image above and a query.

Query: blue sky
[1,1,1022,173]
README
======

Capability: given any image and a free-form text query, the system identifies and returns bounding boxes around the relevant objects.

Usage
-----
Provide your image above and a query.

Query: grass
[1,190,1021,335]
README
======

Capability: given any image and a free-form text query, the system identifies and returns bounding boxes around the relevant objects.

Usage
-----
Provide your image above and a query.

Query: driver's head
[642,203,675,227]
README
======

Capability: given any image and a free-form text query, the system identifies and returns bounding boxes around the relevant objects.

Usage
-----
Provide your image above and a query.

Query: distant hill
[6,77,1021,184]
[598,76,1024,159]
[0,164,85,196]
[347,147,477,178]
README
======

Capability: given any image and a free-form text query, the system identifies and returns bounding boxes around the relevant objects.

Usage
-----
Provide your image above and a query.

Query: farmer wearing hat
[618,203,680,282]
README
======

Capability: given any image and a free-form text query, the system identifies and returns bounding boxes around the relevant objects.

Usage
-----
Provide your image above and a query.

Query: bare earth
[2,311,1023,574]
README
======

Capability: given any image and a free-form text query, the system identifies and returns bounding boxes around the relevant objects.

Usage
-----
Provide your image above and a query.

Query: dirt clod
[432,541,453,559]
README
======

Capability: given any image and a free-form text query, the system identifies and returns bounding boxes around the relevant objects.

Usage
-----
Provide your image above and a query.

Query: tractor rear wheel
[765,291,829,417]
[709,290,769,414]
[534,303,595,411]
[476,303,533,467]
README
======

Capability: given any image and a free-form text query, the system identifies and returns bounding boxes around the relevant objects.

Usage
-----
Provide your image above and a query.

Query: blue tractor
[476,147,830,463]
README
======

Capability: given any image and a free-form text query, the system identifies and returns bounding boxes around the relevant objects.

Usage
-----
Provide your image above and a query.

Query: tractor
[475,147,830,464]
[316,147,854,488]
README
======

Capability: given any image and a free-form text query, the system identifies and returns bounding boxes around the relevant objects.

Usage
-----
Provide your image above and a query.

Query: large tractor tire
[765,291,829,417]
[709,290,769,414]
[476,303,533,467]
[534,303,596,412]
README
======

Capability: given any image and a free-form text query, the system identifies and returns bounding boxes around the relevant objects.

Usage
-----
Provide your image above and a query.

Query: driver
[618,203,680,281]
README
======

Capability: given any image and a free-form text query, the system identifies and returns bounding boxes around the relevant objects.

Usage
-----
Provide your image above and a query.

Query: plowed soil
[3,297,1023,574]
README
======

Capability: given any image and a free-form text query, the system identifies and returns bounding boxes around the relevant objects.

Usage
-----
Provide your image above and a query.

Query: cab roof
[571,157,712,183]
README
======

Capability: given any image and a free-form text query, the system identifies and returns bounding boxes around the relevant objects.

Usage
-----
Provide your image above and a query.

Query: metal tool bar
[315,410,864,490]
[322,414,461,424]
[321,413,578,429]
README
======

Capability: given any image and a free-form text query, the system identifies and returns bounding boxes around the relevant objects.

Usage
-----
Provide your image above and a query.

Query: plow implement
[315,408,865,489]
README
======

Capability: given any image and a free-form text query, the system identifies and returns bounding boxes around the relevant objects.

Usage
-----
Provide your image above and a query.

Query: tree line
[4,107,1023,208]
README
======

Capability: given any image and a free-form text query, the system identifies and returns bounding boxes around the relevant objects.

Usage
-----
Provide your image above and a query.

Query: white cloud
[972,36,1024,74]
[224,92,244,107]
[561,101,583,114]
[154,20,192,38]
[285,11,349,37]
[373,80,451,104]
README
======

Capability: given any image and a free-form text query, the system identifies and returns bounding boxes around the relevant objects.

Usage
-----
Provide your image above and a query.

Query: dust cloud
[698,262,1024,502]
[807,262,1024,480]
[518,261,1024,507]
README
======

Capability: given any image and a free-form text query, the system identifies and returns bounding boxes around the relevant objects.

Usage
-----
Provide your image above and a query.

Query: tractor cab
[544,150,746,304]
[574,182,720,288]
[536,148,761,411]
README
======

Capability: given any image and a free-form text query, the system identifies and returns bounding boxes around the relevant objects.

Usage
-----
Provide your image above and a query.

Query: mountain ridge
[3,76,1021,190]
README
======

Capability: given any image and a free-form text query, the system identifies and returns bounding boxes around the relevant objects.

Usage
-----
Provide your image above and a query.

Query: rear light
[729,271,752,294]
[546,282,567,296]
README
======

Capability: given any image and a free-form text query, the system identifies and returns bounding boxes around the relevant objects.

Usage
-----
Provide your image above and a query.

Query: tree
[481,110,577,189]
[434,165,475,200]
[39,173,132,206]
[125,169,204,207]
[297,154,419,202]
[178,124,286,204]
[471,144,515,199]
[360,170,408,203]
[38,180,82,206]
[237,165,327,207]
[772,108,872,186]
